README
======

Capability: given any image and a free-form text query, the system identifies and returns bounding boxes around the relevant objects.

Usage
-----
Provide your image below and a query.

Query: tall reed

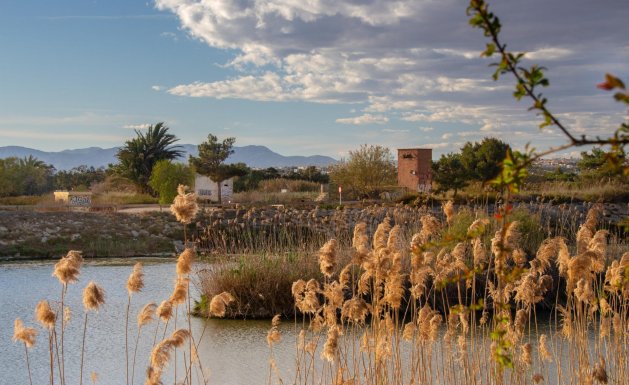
[266,203,628,385]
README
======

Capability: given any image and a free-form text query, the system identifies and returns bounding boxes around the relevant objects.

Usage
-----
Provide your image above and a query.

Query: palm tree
[18,155,48,169]
[116,123,183,193]
[16,156,54,195]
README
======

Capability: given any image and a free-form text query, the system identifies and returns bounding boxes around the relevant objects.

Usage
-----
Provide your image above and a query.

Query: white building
[194,174,233,203]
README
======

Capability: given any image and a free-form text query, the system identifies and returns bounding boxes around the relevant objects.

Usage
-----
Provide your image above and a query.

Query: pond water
[1,259,621,385]
[0,259,297,385]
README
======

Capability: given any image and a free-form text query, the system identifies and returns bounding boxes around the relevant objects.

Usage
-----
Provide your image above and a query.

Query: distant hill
[0,145,337,170]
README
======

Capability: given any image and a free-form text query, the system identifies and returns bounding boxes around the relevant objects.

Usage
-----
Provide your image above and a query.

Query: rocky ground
[0,210,183,259]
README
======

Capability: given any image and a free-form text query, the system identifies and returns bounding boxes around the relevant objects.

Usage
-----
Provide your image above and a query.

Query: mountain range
[0,145,337,170]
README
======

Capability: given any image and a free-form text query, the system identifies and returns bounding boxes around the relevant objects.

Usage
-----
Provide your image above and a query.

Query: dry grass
[232,190,319,204]
[265,203,628,385]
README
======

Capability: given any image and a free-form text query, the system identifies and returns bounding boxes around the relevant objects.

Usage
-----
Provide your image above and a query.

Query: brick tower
[397,148,432,192]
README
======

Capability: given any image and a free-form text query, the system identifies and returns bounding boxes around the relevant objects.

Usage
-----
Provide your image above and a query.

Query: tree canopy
[0,156,54,197]
[432,153,469,197]
[189,134,246,203]
[329,144,396,199]
[148,160,195,204]
[115,122,183,193]
[460,138,511,182]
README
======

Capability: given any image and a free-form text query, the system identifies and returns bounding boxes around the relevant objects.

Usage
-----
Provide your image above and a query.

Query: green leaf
[482,42,496,57]
[469,13,484,27]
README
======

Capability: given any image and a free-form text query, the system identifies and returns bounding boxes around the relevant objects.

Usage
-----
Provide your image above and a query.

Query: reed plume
[125,263,144,385]
[35,299,57,385]
[352,222,370,264]
[127,262,144,294]
[35,300,56,329]
[418,214,440,244]
[170,184,199,224]
[169,276,189,306]
[53,250,83,285]
[138,303,157,326]
[538,334,552,362]
[146,329,191,385]
[467,218,489,238]
[443,200,455,225]
[131,303,157,385]
[319,239,338,278]
[80,282,105,385]
[13,318,37,347]
[83,282,105,311]
[13,318,37,385]
[267,315,282,346]
[176,248,195,276]
[156,300,173,322]
[321,326,340,362]
[209,291,235,317]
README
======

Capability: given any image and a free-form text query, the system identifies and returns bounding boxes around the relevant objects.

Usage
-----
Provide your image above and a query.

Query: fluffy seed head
[467,218,489,238]
[538,334,552,362]
[520,343,532,366]
[267,327,281,346]
[318,239,338,278]
[35,300,56,329]
[83,281,106,311]
[443,200,455,225]
[169,276,189,305]
[126,262,144,295]
[373,218,391,253]
[321,326,340,362]
[137,302,157,327]
[169,329,191,348]
[341,297,370,324]
[13,318,37,347]
[170,184,199,224]
[156,300,173,322]
[176,248,195,276]
[53,250,83,285]
[209,292,235,318]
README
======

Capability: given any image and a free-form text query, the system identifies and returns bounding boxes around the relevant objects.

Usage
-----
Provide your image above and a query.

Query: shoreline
[1,201,626,258]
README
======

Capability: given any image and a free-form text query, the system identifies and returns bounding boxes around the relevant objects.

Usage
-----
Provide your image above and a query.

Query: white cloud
[155,0,629,153]
[336,114,389,125]
[382,128,409,133]
[422,142,456,149]
[123,123,151,130]
[526,47,572,61]
[151,85,163,91]
[418,126,434,132]
[432,48,478,59]
[160,31,179,42]
[441,133,453,140]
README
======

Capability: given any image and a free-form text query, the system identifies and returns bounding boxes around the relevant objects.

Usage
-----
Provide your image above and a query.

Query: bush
[197,252,324,318]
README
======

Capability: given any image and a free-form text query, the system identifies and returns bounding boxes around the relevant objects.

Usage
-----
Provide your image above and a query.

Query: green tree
[577,148,627,180]
[148,160,195,204]
[189,134,247,203]
[115,123,183,193]
[53,165,107,191]
[460,138,511,182]
[329,144,396,199]
[432,153,469,197]
[0,156,54,196]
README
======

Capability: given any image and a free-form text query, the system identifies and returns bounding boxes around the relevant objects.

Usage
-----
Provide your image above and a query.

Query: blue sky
[1,0,627,159]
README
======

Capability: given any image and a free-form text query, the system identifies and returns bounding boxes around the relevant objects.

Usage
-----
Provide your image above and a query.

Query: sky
[0,0,627,160]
